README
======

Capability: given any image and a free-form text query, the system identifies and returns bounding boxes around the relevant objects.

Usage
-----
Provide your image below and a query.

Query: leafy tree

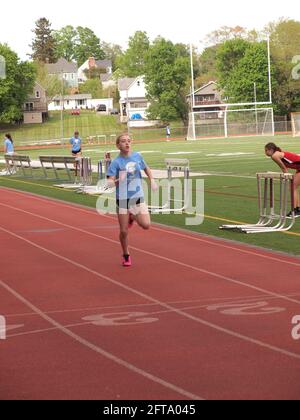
[144,37,190,124]
[216,39,276,105]
[266,19,300,114]
[116,31,150,77]
[79,78,103,99]
[102,42,123,72]
[195,45,219,87]
[53,25,77,61]
[74,27,105,66]
[30,18,56,63]
[0,44,36,123]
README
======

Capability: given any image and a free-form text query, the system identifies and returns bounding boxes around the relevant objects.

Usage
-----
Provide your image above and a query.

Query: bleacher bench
[39,156,78,181]
[4,154,37,178]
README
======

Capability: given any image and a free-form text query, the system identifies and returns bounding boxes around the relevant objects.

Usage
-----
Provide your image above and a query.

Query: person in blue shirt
[166,125,171,141]
[3,134,15,174]
[4,133,14,154]
[70,131,82,156]
[107,133,158,267]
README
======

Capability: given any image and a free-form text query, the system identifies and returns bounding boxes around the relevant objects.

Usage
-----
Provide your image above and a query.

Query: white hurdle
[220,172,296,234]
[149,159,190,214]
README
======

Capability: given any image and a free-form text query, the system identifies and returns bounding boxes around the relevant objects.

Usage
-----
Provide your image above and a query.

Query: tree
[53,25,77,61]
[0,44,36,123]
[79,79,103,99]
[116,31,150,77]
[30,18,56,63]
[102,42,123,72]
[74,27,105,66]
[195,45,219,87]
[144,38,190,124]
[265,19,300,114]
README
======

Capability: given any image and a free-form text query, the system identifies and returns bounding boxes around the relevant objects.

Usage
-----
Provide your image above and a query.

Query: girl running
[107,133,158,267]
[70,131,82,157]
[265,142,300,217]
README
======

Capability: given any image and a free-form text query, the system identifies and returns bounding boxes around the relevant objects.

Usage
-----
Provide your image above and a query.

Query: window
[25,103,34,111]
[35,91,40,99]
[137,81,141,87]
[55,101,60,106]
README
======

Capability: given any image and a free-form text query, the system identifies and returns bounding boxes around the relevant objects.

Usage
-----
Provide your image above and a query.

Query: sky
[1,0,300,60]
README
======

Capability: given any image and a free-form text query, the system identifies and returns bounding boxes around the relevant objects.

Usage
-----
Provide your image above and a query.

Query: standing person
[3,133,14,155]
[3,134,15,174]
[107,133,158,267]
[166,124,171,141]
[70,131,82,157]
[265,142,300,217]
[70,131,82,179]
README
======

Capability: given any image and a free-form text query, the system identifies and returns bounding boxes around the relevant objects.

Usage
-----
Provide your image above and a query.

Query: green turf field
[1,134,300,256]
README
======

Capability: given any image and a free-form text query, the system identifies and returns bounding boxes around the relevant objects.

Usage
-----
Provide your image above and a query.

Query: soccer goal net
[187,108,274,140]
[291,112,300,137]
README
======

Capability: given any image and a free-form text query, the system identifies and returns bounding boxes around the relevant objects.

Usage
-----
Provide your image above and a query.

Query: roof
[95,60,112,68]
[100,74,113,82]
[51,94,92,101]
[46,58,78,74]
[118,78,136,91]
[187,81,219,97]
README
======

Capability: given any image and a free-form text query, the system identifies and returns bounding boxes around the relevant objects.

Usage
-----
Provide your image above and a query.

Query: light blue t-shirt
[107,152,147,199]
[4,138,14,153]
[70,137,81,152]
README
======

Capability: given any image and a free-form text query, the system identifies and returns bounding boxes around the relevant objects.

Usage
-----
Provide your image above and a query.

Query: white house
[48,94,113,114]
[118,76,156,127]
[78,57,113,83]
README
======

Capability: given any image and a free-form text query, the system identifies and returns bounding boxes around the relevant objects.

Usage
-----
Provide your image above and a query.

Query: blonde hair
[116,133,131,145]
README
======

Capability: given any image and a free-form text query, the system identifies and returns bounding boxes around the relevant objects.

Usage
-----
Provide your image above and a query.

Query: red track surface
[1,187,300,400]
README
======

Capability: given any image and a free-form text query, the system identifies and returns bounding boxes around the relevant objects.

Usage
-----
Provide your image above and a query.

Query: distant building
[46,58,78,89]
[187,81,226,118]
[118,76,156,127]
[23,82,48,124]
[78,57,113,84]
[48,94,113,114]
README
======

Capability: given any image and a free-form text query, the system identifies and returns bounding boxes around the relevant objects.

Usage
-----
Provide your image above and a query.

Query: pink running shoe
[122,255,132,267]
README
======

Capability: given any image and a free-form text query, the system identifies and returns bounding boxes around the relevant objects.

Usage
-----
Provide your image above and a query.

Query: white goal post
[187,108,275,140]
[291,112,300,137]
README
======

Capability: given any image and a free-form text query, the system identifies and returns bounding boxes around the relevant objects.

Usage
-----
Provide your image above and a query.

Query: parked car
[71,109,80,116]
[110,108,119,115]
[97,105,107,112]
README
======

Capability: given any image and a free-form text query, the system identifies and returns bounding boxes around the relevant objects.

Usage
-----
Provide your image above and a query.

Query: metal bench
[39,156,78,181]
[4,154,36,178]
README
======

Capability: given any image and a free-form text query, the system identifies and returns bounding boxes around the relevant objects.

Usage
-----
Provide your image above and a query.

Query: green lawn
[0,111,123,145]
[1,133,300,256]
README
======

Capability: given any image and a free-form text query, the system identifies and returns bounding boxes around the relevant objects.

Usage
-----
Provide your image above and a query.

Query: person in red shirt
[265,142,300,217]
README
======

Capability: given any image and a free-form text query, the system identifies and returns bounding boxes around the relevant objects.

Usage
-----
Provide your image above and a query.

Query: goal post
[187,107,275,140]
[291,112,300,137]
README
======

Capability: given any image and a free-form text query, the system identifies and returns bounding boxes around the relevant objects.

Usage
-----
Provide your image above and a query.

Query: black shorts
[116,198,144,210]
[72,149,82,155]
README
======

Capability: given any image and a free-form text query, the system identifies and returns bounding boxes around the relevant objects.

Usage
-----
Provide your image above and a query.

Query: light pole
[60,70,64,145]
[254,82,258,135]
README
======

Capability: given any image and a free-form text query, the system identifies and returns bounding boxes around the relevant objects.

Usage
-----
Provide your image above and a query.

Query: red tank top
[281,151,300,170]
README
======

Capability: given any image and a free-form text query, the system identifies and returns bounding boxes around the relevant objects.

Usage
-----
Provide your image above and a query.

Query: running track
[0,187,300,400]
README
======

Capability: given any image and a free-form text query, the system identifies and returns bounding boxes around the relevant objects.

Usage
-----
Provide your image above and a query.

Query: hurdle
[54,157,92,189]
[148,159,190,214]
[78,153,115,195]
[220,172,296,234]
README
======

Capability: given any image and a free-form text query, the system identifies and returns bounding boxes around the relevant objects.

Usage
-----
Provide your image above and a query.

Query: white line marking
[1,225,300,360]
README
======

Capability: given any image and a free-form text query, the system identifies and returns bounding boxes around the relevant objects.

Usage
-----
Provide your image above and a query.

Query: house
[78,57,113,84]
[118,76,156,127]
[46,58,78,89]
[48,94,113,113]
[187,81,226,118]
[23,82,48,124]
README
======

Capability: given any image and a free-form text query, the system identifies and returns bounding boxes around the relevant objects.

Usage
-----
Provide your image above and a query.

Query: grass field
[1,133,300,256]
[0,111,122,144]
